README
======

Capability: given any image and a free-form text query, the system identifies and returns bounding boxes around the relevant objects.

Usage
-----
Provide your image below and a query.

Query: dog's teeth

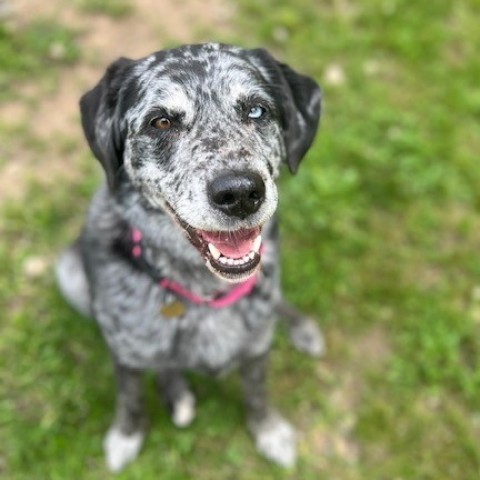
[208,243,221,260]
[217,251,255,267]
[253,235,262,253]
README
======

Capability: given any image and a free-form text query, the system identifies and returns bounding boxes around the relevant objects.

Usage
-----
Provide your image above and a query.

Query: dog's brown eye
[151,117,172,130]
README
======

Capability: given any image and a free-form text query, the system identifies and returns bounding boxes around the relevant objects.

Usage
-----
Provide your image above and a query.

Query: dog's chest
[97,277,276,373]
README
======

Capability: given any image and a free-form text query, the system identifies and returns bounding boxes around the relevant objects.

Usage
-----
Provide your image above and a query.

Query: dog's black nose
[208,171,266,219]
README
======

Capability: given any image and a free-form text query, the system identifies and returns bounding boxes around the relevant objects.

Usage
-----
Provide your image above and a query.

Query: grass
[77,0,133,18]
[0,20,79,101]
[1,0,480,478]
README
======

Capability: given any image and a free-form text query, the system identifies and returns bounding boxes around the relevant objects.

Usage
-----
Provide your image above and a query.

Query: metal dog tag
[160,299,185,318]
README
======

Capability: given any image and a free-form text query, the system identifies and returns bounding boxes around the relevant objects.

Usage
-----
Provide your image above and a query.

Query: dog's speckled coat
[56,43,322,472]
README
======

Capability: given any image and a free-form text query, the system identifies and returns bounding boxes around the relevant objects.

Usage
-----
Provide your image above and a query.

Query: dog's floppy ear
[80,57,134,189]
[249,49,322,173]
[276,61,322,173]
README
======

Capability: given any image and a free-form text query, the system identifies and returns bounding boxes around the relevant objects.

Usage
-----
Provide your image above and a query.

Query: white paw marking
[172,391,196,428]
[252,413,297,468]
[103,427,144,473]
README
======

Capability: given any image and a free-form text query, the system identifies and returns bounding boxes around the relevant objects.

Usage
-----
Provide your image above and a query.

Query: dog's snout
[208,171,266,219]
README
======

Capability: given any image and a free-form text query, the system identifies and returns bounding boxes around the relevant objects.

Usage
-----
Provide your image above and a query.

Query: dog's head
[80,44,321,282]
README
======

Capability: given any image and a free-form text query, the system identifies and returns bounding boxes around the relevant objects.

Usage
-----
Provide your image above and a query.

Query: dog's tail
[275,300,325,358]
[55,242,92,318]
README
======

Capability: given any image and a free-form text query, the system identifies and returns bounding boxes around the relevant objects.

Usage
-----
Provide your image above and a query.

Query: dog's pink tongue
[201,228,259,259]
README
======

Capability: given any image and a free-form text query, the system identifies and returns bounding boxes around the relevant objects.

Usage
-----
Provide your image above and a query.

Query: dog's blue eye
[248,105,266,119]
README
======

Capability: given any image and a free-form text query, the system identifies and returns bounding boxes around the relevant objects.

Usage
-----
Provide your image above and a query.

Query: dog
[56,43,323,472]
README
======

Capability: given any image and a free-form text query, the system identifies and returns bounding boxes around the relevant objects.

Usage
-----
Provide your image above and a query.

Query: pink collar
[159,275,257,309]
[130,228,258,309]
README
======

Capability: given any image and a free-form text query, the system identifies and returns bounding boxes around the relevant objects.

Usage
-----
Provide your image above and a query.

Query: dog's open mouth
[164,204,263,282]
[199,227,262,278]
[188,226,262,282]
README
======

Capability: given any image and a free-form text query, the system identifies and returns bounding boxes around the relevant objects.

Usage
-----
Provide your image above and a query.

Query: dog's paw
[249,411,297,468]
[288,317,325,358]
[171,390,196,428]
[103,426,144,473]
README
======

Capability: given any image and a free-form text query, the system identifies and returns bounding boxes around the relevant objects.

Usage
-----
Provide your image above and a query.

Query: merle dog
[56,43,323,472]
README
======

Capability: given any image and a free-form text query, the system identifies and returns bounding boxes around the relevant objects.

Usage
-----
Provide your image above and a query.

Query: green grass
[1,0,480,478]
[0,20,79,101]
[77,0,133,18]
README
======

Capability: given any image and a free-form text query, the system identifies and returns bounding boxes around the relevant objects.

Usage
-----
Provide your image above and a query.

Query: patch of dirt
[0,0,235,205]
[299,326,391,468]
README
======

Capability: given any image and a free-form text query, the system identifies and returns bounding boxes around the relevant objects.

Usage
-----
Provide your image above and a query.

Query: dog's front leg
[103,361,146,473]
[156,368,196,428]
[239,354,296,468]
